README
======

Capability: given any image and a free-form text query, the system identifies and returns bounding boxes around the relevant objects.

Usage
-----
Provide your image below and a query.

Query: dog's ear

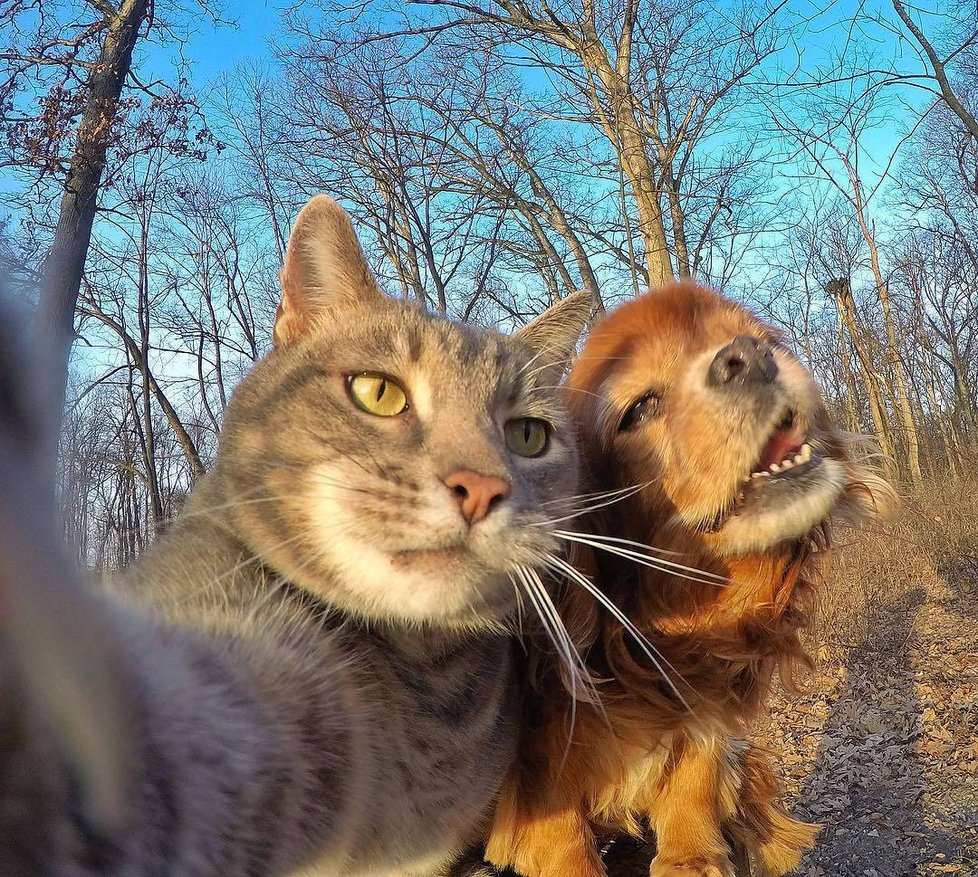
[833,433,900,525]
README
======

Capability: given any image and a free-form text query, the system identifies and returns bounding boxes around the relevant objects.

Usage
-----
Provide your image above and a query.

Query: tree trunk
[849,177,922,483]
[827,279,897,468]
[34,0,151,438]
[78,305,206,480]
[837,321,863,433]
[616,123,674,287]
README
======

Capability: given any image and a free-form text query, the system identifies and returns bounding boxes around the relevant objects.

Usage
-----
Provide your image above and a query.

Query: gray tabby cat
[0,195,591,876]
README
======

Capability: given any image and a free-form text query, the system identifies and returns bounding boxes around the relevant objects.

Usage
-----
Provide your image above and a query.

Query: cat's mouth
[390,546,470,570]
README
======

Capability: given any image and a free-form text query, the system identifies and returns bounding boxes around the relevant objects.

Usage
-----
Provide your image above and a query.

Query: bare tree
[769,77,922,482]
[330,0,790,289]
[0,0,227,441]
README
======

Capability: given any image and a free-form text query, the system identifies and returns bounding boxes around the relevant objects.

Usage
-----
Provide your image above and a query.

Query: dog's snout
[707,335,778,388]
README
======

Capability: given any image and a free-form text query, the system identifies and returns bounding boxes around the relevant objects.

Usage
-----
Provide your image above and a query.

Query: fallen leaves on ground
[758,573,978,877]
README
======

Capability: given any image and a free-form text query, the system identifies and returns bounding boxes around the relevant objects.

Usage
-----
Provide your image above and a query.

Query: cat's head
[217,195,591,631]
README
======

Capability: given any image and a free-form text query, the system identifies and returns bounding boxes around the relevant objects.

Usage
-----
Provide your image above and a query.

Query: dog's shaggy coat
[487,283,896,877]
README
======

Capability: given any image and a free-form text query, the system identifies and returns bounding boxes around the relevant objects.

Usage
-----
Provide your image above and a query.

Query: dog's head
[567,282,896,559]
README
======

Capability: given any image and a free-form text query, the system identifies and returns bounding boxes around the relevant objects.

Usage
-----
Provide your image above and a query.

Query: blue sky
[2,0,942,257]
[153,0,927,181]
[175,1,281,80]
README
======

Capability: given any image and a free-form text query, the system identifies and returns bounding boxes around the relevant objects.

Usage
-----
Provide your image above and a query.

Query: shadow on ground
[792,587,971,876]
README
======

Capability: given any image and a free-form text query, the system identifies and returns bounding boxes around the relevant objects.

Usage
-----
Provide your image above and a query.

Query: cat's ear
[516,291,595,384]
[274,195,384,346]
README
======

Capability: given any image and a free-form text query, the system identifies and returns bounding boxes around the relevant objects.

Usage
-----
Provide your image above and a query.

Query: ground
[756,479,978,877]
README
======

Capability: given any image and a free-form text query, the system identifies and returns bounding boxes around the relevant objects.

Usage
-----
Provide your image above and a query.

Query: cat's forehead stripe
[407,329,424,362]
[410,372,433,421]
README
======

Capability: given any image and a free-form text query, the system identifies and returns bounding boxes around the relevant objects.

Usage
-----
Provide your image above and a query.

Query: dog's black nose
[707,335,778,387]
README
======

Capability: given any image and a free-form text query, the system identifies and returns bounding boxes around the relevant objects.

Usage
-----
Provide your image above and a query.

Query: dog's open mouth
[697,410,829,533]
[744,408,819,479]
[734,408,824,509]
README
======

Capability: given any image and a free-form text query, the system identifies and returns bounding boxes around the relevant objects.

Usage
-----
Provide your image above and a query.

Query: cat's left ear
[516,291,596,385]
[274,195,385,346]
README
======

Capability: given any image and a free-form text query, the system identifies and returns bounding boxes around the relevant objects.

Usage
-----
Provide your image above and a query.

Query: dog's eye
[619,392,661,431]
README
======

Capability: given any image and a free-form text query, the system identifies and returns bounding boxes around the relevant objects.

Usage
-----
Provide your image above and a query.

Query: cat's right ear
[274,195,385,346]
[516,290,596,385]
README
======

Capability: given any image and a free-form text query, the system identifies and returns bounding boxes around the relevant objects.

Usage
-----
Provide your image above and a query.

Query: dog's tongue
[758,429,804,469]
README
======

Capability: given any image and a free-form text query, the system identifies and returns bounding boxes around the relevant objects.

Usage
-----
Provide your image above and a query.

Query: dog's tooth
[793,453,804,465]
[800,443,812,462]
[758,471,771,478]
[781,459,794,470]
[769,463,781,473]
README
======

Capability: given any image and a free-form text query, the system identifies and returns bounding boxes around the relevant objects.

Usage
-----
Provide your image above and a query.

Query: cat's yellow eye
[505,418,551,458]
[347,374,408,417]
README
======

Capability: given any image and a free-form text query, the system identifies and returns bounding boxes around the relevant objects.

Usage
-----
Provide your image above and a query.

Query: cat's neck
[367,619,500,660]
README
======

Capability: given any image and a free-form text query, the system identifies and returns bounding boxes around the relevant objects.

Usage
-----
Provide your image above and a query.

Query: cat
[0,194,593,877]
[485,283,896,877]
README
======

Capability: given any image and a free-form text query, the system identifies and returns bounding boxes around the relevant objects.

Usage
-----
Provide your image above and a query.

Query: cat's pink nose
[443,470,511,525]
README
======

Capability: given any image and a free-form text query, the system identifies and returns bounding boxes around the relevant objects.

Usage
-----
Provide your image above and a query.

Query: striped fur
[0,196,591,876]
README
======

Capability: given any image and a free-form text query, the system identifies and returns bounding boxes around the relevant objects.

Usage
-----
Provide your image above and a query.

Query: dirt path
[759,551,978,876]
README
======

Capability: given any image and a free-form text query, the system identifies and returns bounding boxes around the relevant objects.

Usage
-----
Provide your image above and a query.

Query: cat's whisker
[533,385,619,408]
[533,480,656,525]
[264,449,388,486]
[537,481,656,510]
[168,532,310,607]
[553,530,685,558]
[543,553,697,714]
[522,352,640,384]
[552,530,728,587]
[508,579,528,641]
[512,569,579,734]
[513,567,579,697]
[180,495,288,520]
[515,566,600,711]
[513,566,609,768]
[245,573,290,622]
[517,350,570,382]
[554,530,727,578]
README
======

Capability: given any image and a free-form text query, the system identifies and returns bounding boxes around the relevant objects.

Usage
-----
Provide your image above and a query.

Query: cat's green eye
[347,374,408,417]
[505,418,551,458]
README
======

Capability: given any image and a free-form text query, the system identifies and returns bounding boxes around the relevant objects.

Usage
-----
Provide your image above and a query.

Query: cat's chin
[295,539,515,630]
[390,546,470,572]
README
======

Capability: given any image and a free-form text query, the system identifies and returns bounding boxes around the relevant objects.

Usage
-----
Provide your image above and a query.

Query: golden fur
[487,283,896,877]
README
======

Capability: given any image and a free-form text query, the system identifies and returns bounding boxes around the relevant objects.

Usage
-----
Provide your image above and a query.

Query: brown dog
[487,283,896,877]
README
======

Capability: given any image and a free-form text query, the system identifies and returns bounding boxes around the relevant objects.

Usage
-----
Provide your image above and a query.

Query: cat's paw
[650,855,736,877]
[0,295,132,840]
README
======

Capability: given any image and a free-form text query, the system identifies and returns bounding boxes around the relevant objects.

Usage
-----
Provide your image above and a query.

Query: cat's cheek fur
[305,463,517,627]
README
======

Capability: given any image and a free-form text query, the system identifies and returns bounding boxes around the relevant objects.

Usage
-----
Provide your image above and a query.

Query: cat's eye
[347,374,408,417]
[505,418,551,458]
[619,391,661,431]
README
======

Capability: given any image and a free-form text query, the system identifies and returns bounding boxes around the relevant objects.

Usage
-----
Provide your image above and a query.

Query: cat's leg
[0,300,360,875]
[0,298,137,870]
[644,736,739,877]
